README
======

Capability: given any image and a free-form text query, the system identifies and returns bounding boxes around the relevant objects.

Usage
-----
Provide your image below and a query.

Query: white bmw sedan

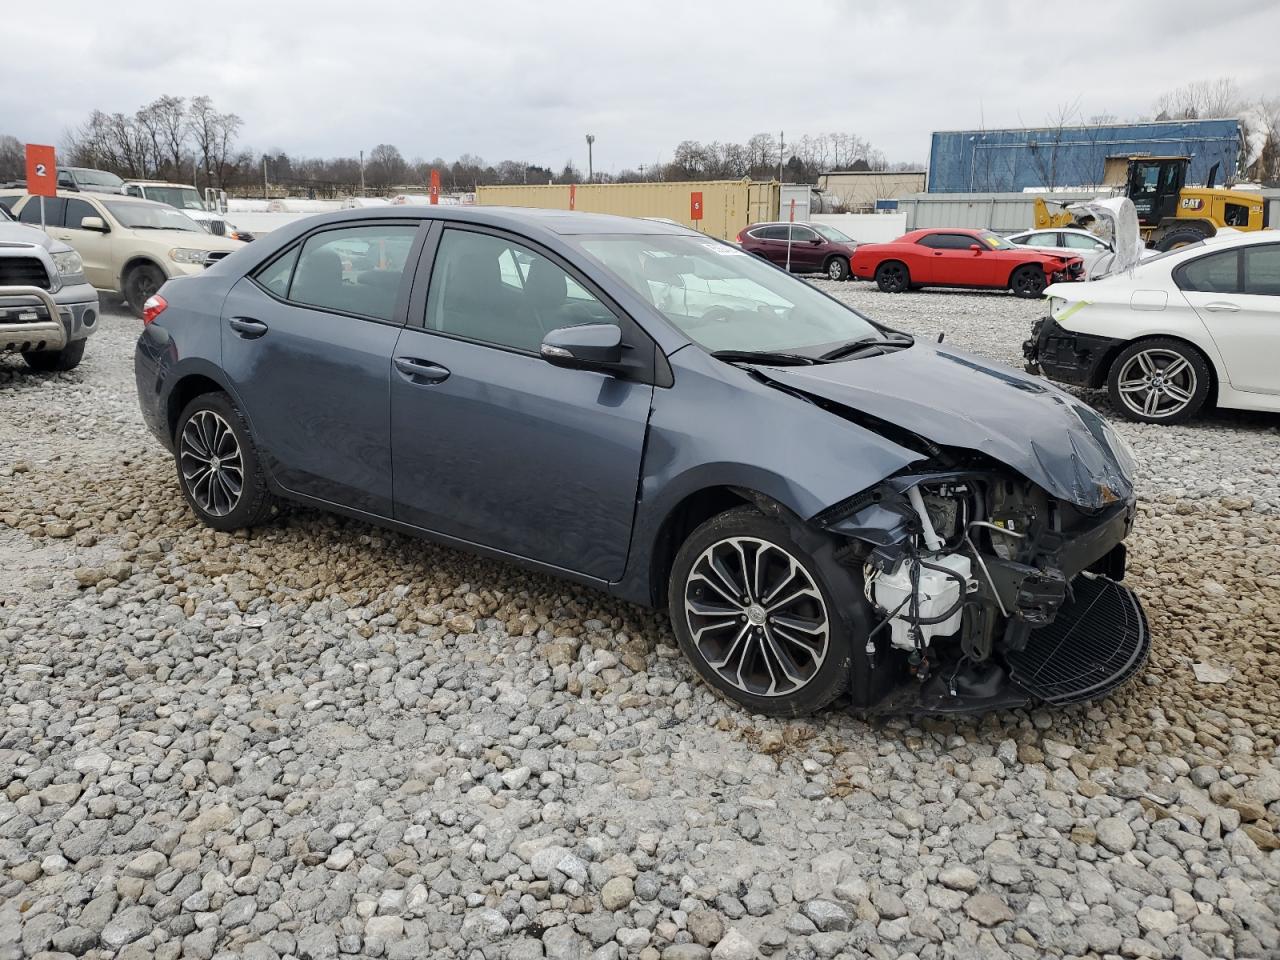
[1024,230,1280,423]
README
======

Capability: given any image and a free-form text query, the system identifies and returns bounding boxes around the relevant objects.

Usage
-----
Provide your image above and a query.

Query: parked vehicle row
[134,206,1148,717]
[0,191,243,318]
[122,180,254,241]
[0,203,100,371]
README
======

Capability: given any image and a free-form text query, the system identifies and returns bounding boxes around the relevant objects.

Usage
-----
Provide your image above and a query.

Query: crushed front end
[818,460,1148,713]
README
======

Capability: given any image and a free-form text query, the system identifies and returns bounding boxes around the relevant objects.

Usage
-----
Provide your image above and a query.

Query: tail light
[142,294,168,325]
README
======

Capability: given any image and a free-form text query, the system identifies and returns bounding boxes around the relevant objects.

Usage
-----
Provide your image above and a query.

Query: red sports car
[850,228,1084,298]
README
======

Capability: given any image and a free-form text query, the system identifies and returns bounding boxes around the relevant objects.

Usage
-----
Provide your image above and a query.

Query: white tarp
[1068,197,1144,275]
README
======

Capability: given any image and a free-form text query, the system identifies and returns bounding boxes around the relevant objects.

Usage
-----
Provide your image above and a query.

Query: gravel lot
[1,288,1278,960]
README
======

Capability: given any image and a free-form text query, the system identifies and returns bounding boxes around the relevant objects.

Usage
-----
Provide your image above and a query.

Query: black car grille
[0,257,51,290]
[1007,575,1149,705]
[206,219,226,236]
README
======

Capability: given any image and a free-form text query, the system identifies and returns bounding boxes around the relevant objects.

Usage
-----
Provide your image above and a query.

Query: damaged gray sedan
[134,208,1148,716]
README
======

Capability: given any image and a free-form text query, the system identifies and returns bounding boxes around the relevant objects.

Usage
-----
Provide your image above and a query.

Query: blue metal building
[927,118,1241,193]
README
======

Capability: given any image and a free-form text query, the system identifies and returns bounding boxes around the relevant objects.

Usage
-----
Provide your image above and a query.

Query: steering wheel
[701,306,736,324]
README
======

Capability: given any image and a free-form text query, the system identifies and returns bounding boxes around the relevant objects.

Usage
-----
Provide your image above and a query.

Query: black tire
[22,338,86,372]
[124,263,166,319]
[875,261,909,293]
[1154,226,1209,252]
[174,391,276,530]
[668,505,853,717]
[824,256,850,281]
[1010,264,1047,299]
[1106,338,1211,424]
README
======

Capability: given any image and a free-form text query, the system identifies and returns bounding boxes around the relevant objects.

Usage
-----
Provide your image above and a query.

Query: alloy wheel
[683,536,829,697]
[1115,348,1198,419]
[880,264,906,291]
[179,410,244,517]
[827,260,843,280]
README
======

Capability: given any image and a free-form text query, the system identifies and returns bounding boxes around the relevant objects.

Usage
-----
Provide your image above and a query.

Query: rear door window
[1243,245,1280,296]
[19,197,66,227]
[254,246,301,298]
[286,224,419,322]
[1062,232,1104,250]
[918,233,975,249]
[1176,250,1240,293]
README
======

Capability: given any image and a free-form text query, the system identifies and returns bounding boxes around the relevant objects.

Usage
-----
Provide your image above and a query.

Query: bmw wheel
[1107,338,1210,424]
[174,391,276,530]
[875,261,909,293]
[669,506,852,716]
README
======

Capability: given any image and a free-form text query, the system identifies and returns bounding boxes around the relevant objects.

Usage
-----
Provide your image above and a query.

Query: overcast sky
[6,0,1278,172]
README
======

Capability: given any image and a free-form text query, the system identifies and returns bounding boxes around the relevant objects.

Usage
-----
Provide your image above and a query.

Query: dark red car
[849,228,1084,298]
[736,221,858,281]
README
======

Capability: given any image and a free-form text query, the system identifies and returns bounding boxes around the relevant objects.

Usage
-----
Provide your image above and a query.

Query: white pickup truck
[120,181,253,242]
[0,203,100,371]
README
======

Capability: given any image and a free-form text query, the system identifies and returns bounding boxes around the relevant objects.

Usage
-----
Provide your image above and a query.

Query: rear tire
[124,263,166,319]
[174,391,276,530]
[1010,264,1047,298]
[825,256,850,281]
[1154,226,1209,252]
[875,261,909,293]
[668,506,853,717]
[23,338,86,372]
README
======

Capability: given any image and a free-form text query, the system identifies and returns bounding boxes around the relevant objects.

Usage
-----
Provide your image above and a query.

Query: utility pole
[585,134,595,183]
[359,149,366,197]
[778,130,784,183]
[262,156,269,200]
[639,163,645,181]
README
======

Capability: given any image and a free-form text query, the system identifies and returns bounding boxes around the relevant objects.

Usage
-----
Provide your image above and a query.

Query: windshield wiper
[711,349,822,366]
[819,334,914,361]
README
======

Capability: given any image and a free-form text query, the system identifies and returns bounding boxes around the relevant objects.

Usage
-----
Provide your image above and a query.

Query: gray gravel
[1,295,1278,960]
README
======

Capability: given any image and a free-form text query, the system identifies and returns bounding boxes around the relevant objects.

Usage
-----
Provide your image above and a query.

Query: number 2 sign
[25,144,57,197]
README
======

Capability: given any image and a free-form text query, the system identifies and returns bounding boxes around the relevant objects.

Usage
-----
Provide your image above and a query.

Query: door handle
[394,356,450,384]
[1203,301,1240,313]
[228,316,268,338]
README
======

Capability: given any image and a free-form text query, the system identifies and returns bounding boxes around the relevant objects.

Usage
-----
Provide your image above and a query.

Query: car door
[784,225,822,271]
[1179,243,1280,396]
[218,220,424,517]
[755,226,789,266]
[389,224,654,580]
[55,197,116,288]
[918,233,980,285]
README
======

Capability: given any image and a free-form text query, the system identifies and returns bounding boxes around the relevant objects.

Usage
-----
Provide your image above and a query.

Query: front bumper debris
[874,577,1149,714]
[1023,315,1125,388]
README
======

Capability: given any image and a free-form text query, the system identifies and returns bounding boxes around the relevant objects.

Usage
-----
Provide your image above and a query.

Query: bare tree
[1154,78,1242,120]
[0,135,22,181]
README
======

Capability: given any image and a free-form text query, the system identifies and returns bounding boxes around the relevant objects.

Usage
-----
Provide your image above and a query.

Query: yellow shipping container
[475,179,779,241]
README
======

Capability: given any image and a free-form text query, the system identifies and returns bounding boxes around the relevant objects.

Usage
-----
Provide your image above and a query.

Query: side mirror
[540,323,623,371]
[969,243,983,252]
[809,237,823,245]
[80,216,108,232]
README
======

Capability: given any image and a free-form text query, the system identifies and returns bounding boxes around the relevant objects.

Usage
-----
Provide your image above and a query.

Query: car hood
[128,228,241,249]
[0,221,66,254]
[759,344,1136,510]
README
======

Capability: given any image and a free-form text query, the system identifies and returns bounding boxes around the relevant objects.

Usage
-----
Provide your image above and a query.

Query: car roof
[279,205,701,238]
[1194,228,1280,249]
[124,180,199,188]
[905,227,983,238]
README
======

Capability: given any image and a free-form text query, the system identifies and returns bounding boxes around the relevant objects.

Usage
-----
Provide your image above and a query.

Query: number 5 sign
[26,144,58,197]
[690,191,703,221]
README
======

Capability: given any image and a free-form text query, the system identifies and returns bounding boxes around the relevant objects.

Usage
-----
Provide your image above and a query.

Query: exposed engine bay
[818,461,1148,713]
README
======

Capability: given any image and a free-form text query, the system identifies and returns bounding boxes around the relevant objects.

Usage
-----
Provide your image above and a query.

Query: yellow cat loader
[1034,155,1267,251]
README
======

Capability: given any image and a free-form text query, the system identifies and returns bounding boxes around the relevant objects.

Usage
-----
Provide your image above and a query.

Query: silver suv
[0,204,100,370]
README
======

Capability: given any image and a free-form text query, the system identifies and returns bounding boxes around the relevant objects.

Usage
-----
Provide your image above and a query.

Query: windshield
[814,224,853,243]
[0,204,12,222]
[575,234,881,354]
[104,201,203,232]
[978,230,1017,250]
[142,186,206,211]
[73,169,124,188]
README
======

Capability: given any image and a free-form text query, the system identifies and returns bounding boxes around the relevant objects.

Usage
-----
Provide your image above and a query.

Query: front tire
[124,263,166,319]
[1010,264,1047,298]
[875,261,909,293]
[825,256,850,281]
[1154,226,1209,252]
[23,338,86,372]
[668,506,852,716]
[174,391,276,530]
[1106,338,1210,424]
